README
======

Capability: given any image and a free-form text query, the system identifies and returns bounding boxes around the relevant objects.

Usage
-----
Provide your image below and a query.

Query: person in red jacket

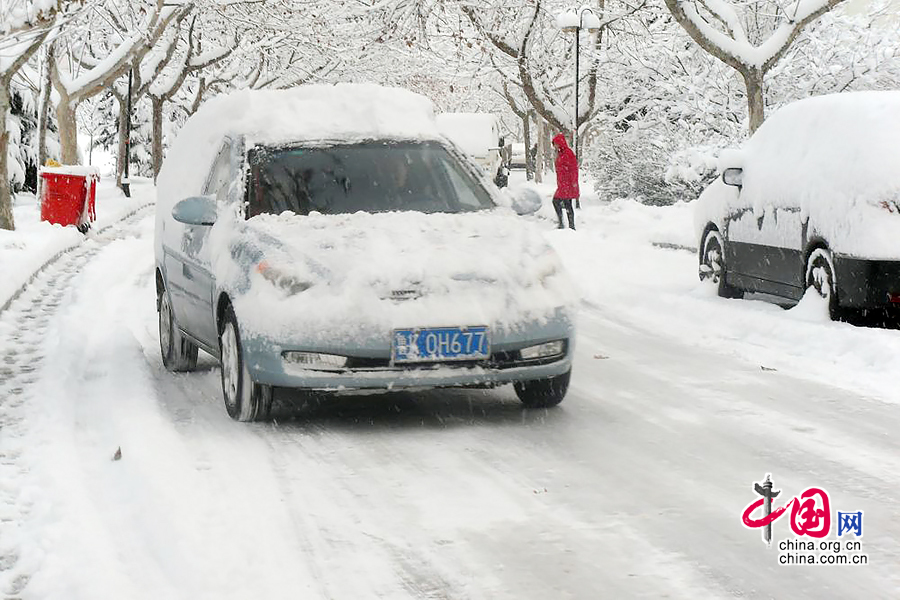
[552,133,579,230]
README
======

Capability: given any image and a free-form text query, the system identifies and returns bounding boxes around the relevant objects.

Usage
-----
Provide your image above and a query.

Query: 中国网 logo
[740,474,868,565]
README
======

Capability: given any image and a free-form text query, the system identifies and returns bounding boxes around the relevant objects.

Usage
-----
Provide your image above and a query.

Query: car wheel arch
[699,223,722,259]
[155,268,166,306]
[804,240,839,311]
[216,292,232,335]
[804,239,837,287]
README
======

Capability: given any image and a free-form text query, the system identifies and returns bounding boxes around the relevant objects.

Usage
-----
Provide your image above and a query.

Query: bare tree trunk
[57,99,79,164]
[534,117,544,184]
[151,96,164,182]
[744,68,766,134]
[523,111,533,181]
[0,85,14,230]
[114,94,128,187]
[542,120,554,173]
[37,44,53,171]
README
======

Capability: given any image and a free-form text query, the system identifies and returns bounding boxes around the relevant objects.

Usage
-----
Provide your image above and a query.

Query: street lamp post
[122,68,133,198]
[556,6,601,162]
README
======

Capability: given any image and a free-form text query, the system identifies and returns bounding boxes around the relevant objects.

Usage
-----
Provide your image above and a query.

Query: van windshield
[246,141,495,217]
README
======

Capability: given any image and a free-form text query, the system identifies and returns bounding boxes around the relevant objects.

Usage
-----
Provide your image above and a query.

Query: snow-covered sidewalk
[1,189,898,598]
[0,178,155,311]
[539,191,900,406]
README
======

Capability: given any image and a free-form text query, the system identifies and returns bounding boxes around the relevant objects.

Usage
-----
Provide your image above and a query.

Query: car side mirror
[722,167,743,188]
[172,195,218,226]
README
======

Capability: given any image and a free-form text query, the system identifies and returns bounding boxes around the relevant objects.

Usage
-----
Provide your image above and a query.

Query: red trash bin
[39,166,99,232]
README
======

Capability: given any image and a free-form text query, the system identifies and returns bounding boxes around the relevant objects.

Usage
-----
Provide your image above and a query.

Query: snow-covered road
[2,195,899,598]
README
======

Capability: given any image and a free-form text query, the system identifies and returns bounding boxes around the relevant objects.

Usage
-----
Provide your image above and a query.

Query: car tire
[158,284,198,372]
[700,228,743,299]
[806,248,838,320]
[219,304,272,422]
[514,370,570,408]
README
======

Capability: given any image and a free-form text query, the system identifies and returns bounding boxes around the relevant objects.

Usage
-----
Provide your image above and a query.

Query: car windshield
[246,141,495,217]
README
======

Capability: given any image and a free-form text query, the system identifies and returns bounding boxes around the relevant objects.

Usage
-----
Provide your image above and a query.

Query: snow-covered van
[695,91,900,319]
[435,112,508,187]
[154,85,574,422]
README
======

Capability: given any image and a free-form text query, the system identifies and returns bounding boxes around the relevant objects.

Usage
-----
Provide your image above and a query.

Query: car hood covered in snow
[211,209,575,344]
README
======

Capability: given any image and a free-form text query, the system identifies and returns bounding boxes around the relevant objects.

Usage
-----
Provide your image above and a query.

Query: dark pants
[553,198,575,229]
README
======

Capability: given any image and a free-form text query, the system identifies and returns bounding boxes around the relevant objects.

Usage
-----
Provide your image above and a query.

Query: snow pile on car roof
[743,91,900,210]
[157,84,439,209]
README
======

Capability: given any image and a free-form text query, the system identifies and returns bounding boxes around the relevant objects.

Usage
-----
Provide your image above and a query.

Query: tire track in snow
[0,206,152,598]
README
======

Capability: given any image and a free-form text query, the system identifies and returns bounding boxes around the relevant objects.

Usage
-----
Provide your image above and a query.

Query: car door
[725,199,803,299]
[179,140,234,347]
[757,205,804,299]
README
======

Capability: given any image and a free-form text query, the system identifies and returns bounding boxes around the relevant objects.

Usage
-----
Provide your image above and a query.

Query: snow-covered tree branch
[664,0,848,132]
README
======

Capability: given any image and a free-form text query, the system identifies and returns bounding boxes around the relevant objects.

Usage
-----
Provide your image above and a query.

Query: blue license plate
[392,326,490,363]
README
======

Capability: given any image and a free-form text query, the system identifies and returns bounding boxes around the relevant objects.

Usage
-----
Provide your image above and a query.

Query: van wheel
[158,285,198,372]
[219,304,272,422]
[700,228,743,299]
[514,370,570,408]
[806,248,838,320]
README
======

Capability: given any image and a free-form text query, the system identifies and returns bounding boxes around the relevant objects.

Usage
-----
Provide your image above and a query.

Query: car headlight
[256,260,313,295]
[520,340,566,360]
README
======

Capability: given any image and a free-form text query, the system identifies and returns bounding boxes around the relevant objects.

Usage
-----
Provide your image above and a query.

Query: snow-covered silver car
[154,85,575,421]
[695,91,900,320]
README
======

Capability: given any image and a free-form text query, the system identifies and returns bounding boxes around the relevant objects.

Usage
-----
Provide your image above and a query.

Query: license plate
[392,326,490,363]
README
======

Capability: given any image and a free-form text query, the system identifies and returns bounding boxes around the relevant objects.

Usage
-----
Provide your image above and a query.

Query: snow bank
[695,91,900,258]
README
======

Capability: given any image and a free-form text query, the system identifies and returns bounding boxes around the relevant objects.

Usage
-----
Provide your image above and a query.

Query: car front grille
[343,344,566,371]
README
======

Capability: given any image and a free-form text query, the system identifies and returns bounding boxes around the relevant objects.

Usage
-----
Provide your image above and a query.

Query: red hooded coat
[552,134,579,200]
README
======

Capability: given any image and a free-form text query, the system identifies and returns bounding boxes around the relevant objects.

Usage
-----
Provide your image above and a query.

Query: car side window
[203,142,232,198]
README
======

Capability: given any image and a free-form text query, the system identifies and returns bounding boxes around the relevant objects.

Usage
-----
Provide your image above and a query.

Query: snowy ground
[1,175,899,598]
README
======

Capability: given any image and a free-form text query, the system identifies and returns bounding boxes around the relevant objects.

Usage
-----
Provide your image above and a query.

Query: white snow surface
[694,91,900,258]
[0,180,152,309]
[215,209,574,342]
[4,172,900,598]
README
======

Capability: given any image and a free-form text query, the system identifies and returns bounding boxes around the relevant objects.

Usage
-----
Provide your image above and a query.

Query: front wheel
[219,304,272,422]
[514,370,570,408]
[806,248,838,320]
[699,228,742,299]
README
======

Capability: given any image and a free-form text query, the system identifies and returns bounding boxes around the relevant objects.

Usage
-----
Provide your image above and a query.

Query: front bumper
[834,255,900,309]
[241,316,574,391]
